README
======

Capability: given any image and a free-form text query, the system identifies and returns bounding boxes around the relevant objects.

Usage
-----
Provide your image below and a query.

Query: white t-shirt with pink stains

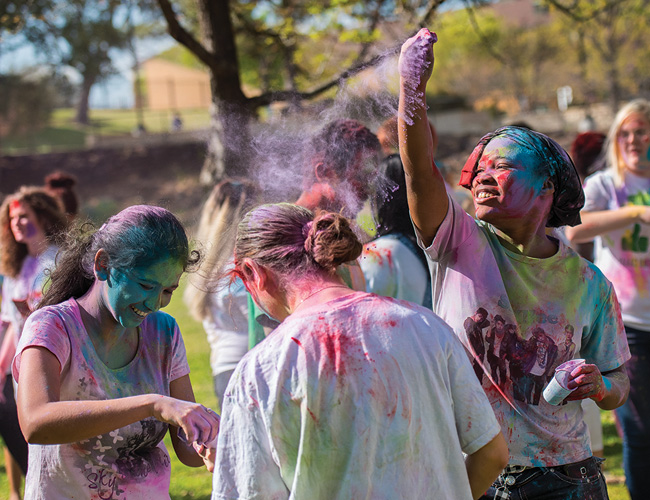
[13,298,190,500]
[212,292,500,500]
[582,169,650,331]
[0,244,58,342]
[422,195,630,467]
[360,235,429,306]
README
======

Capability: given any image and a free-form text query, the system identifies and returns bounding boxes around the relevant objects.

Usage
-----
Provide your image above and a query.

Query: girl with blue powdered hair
[13,205,220,500]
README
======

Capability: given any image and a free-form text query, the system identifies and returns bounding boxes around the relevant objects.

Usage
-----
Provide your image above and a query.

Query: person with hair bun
[12,205,220,500]
[248,118,380,348]
[212,202,508,500]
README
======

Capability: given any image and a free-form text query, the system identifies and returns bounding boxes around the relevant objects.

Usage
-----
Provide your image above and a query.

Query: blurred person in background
[184,179,258,411]
[248,118,381,348]
[565,99,650,500]
[0,186,68,500]
[361,116,432,308]
[44,171,80,223]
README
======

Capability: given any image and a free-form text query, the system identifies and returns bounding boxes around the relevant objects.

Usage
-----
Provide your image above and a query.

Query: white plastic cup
[543,358,586,405]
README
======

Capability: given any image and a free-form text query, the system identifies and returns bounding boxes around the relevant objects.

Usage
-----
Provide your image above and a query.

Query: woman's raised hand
[398,28,437,88]
[152,396,220,446]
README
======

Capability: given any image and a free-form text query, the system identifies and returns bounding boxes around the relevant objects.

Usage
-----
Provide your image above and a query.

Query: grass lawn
[0,280,632,498]
[2,108,211,155]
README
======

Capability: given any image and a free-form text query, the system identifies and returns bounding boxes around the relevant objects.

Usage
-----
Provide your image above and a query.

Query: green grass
[167,276,216,499]
[1,107,211,155]
[0,281,634,498]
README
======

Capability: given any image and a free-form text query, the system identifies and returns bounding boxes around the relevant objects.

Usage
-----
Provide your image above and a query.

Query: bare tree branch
[156,0,216,69]
[542,0,619,23]
[463,0,510,66]
[248,0,452,110]
[353,1,383,65]
[420,0,453,26]
[249,44,401,108]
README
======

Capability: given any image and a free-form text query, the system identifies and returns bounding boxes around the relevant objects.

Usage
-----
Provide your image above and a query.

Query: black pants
[0,375,28,474]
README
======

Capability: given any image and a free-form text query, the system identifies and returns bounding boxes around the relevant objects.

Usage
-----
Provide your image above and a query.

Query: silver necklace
[294,285,350,311]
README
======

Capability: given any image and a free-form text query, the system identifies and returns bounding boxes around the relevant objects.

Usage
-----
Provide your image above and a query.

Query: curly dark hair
[0,186,68,278]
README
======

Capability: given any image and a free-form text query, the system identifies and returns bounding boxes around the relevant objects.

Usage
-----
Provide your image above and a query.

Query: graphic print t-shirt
[583,169,650,330]
[13,298,190,500]
[422,195,630,467]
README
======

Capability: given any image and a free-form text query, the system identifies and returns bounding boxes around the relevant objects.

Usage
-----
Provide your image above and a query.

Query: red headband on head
[458,141,488,189]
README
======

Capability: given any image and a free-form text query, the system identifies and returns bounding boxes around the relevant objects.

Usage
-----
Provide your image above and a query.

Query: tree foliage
[425,0,650,115]
[546,0,650,111]
[0,73,54,140]
[155,0,449,181]
[16,0,131,124]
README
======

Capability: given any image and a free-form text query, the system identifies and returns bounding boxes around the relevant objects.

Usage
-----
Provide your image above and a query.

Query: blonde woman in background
[566,99,650,500]
[184,179,258,410]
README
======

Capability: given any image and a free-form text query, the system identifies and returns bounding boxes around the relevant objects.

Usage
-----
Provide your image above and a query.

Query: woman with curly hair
[0,186,67,500]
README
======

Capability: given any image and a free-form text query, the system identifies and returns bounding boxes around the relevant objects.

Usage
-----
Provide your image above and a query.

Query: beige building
[139,58,211,110]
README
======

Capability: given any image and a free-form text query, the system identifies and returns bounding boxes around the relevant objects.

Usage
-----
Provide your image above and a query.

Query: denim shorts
[480,457,608,500]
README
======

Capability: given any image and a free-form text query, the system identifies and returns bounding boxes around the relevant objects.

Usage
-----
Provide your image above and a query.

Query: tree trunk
[76,74,95,125]
[603,26,621,114]
[197,0,253,185]
[200,97,254,184]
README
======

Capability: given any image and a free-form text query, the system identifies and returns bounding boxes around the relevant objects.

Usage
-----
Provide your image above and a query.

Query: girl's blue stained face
[104,258,184,328]
[471,136,550,225]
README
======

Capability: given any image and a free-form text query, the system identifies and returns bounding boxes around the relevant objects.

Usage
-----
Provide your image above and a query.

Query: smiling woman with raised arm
[12,205,220,500]
[398,28,630,500]
[211,202,507,500]
[565,99,650,500]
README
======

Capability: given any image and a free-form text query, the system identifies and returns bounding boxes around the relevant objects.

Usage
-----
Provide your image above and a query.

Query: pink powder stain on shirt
[312,320,354,376]
[362,245,394,269]
[291,337,304,349]
[363,351,375,363]
[307,407,320,425]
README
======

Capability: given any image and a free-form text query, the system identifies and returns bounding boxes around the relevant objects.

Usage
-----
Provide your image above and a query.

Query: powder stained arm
[398,28,448,247]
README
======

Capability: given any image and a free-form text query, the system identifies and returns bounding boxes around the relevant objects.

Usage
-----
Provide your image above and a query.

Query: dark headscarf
[458,126,584,228]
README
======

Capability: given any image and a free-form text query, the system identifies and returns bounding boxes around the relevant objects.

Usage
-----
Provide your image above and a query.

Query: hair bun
[304,211,362,271]
[46,172,77,189]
